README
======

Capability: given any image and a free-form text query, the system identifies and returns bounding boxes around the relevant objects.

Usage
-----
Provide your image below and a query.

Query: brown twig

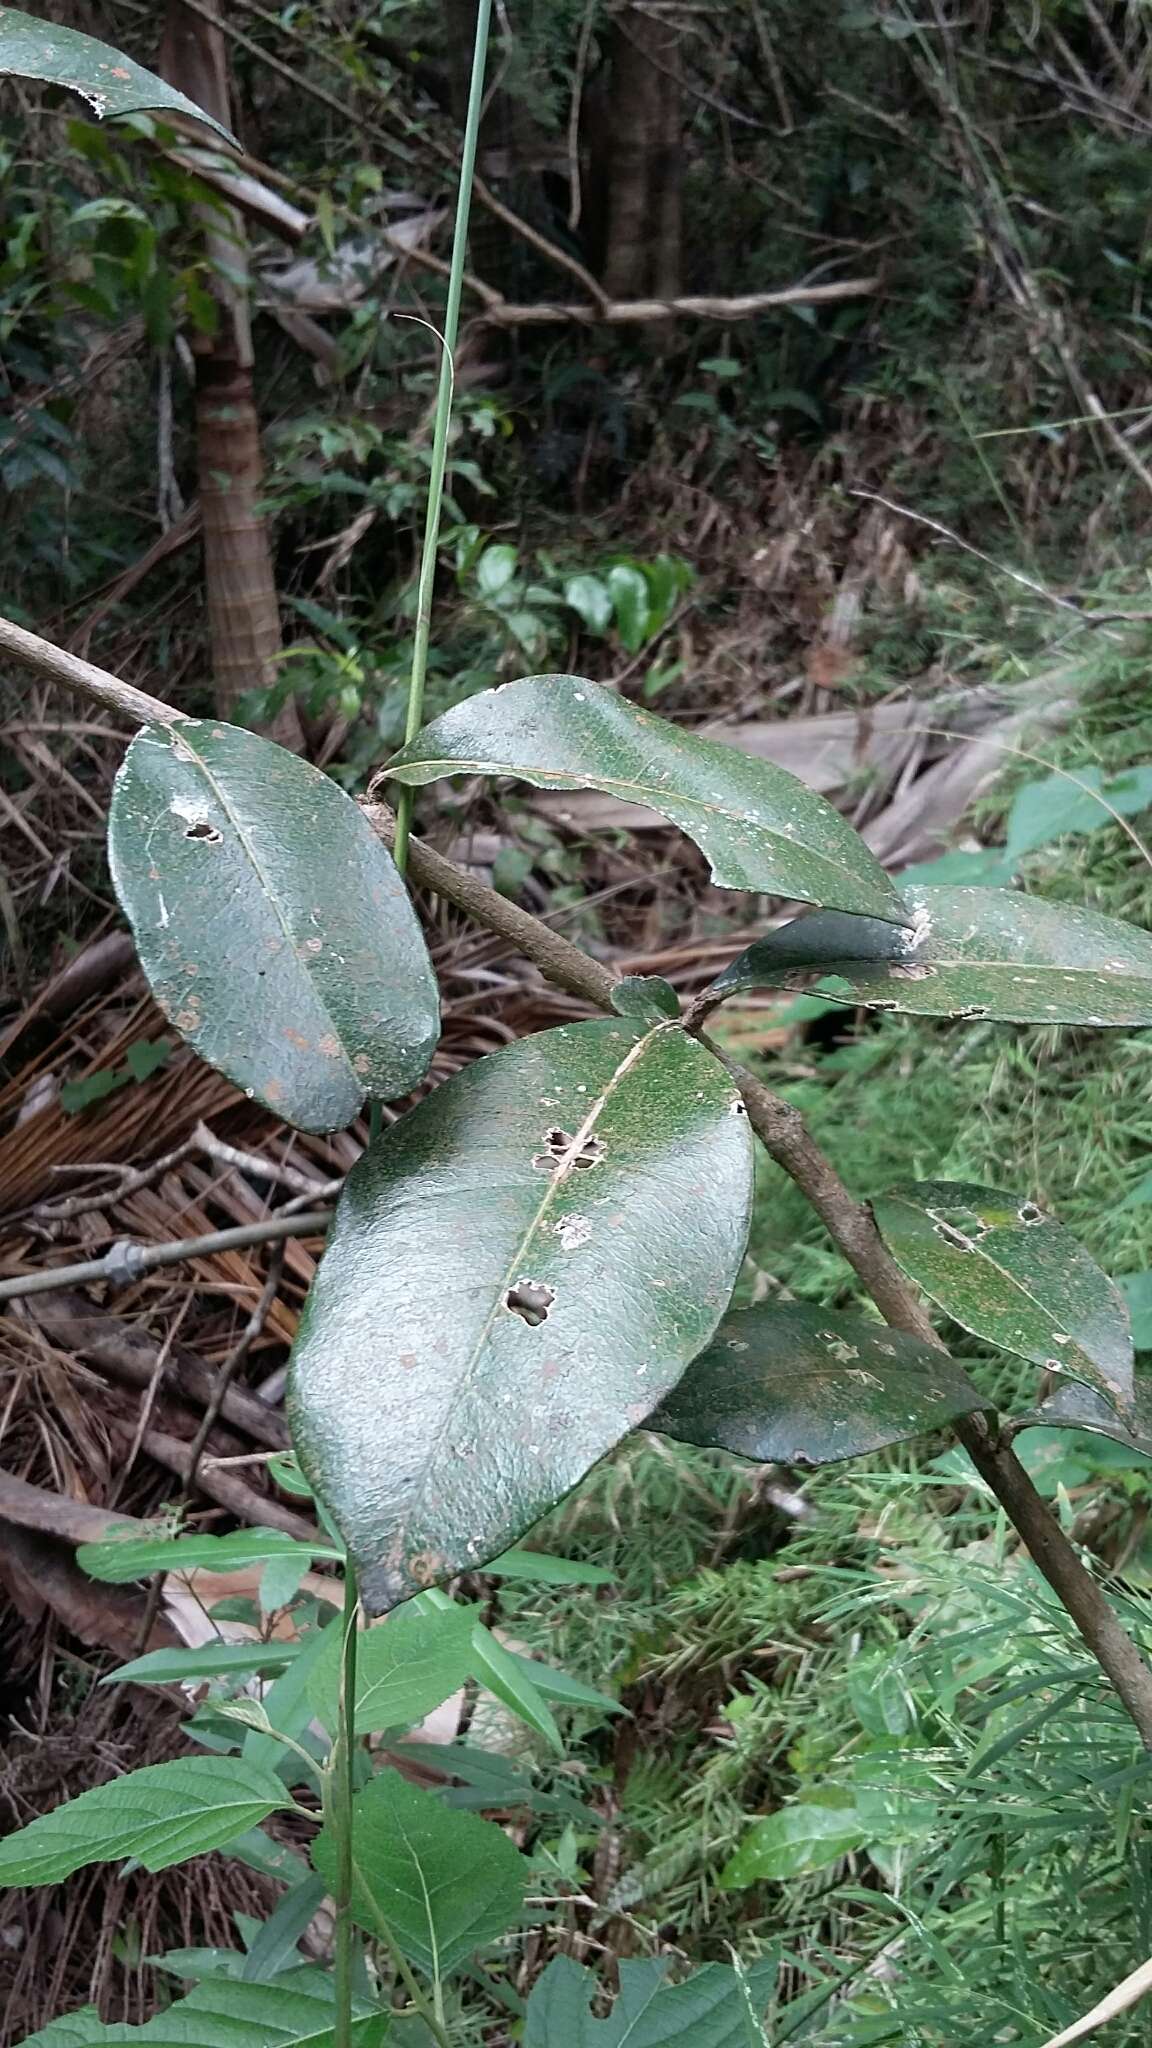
[0,613,182,728]
[0,1211,332,1303]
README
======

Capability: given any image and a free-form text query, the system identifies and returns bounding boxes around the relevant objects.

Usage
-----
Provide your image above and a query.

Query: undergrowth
[497,623,1152,2046]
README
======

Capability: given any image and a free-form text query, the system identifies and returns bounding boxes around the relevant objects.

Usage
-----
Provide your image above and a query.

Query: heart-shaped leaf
[0,8,236,141]
[288,1018,753,1612]
[0,1756,290,1886]
[524,1954,778,2048]
[386,676,904,919]
[709,886,1152,1026]
[650,1303,982,1465]
[108,720,440,1133]
[12,1966,387,2048]
[312,1771,527,1978]
[873,1181,1134,1411]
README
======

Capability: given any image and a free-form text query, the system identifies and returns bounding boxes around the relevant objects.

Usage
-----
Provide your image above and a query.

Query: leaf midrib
[398,1022,672,1554]
[175,730,358,1093]
[890,1198,1126,1383]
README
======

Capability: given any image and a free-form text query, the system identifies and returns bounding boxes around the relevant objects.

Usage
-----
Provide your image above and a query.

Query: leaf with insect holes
[77,1528,339,1584]
[0,7,236,141]
[873,1181,1134,1411]
[524,1953,778,2047]
[108,720,439,1133]
[288,1018,753,1613]
[708,886,1152,1026]
[649,1303,983,1466]
[10,1965,388,2047]
[386,676,904,919]
[0,1756,291,1887]
[312,1771,528,1977]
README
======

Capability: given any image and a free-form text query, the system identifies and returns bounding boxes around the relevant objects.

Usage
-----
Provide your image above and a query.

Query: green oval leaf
[312,1771,527,1977]
[0,1756,290,1886]
[289,1018,753,1612]
[0,8,236,141]
[108,720,440,1133]
[873,1181,1134,1410]
[607,564,650,651]
[307,1599,478,1737]
[650,1303,982,1465]
[709,886,1152,1025]
[12,1967,388,2047]
[386,676,904,919]
[719,1798,867,1888]
[564,573,613,635]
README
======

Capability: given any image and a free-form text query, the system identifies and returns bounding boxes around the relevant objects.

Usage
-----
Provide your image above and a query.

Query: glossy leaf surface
[312,1770,527,1977]
[308,1599,477,1736]
[0,8,235,140]
[524,1954,777,2047]
[108,721,439,1132]
[710,886,1152,1025]
[0,1757,290,1885]
[650,1303,982,1465]
[13,1967,386,2047]
[873,1181,1133,1410]
[289,1018,753,1611]
[78,1528,338,1583]
[387,676,903,918]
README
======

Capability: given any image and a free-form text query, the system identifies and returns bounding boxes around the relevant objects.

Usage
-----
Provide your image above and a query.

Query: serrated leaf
[312,1770,527,1978]
[649,1303,982,1466]
[308,1600,477,1736]
[288,1018,753,1612]
[873,1181,1134,1410]
[719,1799,866,1888]
[524,1953,776,2047]
[78,1528,339,1583]
[386,677,904,918]
[102,1641,300,1686]
[108,720,439,1133]
[0,7,236,141]
[709,886,1152,1026]
[12,1965,387,2047]
[610,974,680,1023]
[0,1757,290,1886]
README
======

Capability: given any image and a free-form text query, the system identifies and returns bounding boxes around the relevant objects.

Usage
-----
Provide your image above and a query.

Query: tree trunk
[160,2,300,745]
[599,3,683,310]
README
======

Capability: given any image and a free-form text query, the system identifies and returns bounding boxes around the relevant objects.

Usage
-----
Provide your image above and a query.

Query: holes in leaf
[1018,1201,1044,1225]
[184,819,222,844]
[532,1128,605,1173]
[505,1279,555,1327]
